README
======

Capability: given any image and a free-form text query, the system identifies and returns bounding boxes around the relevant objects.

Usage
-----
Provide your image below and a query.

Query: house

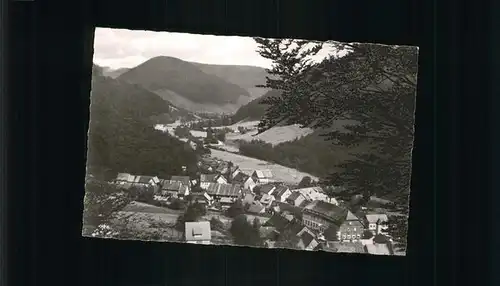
[161,180,190,198]
[200,174,228,189]
[185,221,212,245]
[293,187,339,205]
[365,214,389,235]
[338,211,365,242]
[203,183,242,201]
[229,166,241,179]
[170,176,191,186]
[365,243,392,255]
[260,193,275,207]
[233,172,257,191]
[251,169,274,184]
[247,201,266,214]
[188,192,212,205]
[296,228,320,251]
[273,185,292,202]
[115,173,135,183]
[286,191,308,207]
[129,175,161,192]
[257,184,277,196]
[302,200,346,232]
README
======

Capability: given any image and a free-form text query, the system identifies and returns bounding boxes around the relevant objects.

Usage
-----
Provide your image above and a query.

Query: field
[226,124,314,146]
[208,148,319,184]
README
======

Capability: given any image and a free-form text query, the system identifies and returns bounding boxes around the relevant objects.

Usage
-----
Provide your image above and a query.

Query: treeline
[231,90,278,123]
[238,132,365,178]
[87,71,200,181]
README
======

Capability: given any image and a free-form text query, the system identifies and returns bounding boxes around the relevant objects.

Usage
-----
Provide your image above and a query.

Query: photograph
[83,27,419,256]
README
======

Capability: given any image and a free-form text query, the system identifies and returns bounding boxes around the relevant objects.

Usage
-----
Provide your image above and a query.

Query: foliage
[238,134,362,178]
[226,200,246,218]
[169,198,187,210]
[274,229,300,249]
[210,217,225,231]
[229,215,262,247]
[381,212,408,251]
[231,90,279,123]
[174,125,191,138]
[87,74,200,179]
[363,230,374,239]
[298,176,313,188]
[253,38,417,202]
[175,202,207,232]
[82,180,131,235]
[252,39,416,251]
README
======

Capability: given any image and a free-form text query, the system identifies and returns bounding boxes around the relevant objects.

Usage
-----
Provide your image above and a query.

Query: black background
[5,0,494,285]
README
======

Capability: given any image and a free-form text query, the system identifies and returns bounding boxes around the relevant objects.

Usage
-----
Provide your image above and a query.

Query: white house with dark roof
[365,214,389,235]
[200,174,228,189]
[185,221,212,245]
[293,187,338,205]
[233,172,256,191]
[273,186,292,202]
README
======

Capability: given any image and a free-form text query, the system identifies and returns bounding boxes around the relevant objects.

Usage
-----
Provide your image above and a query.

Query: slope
[118,56,250,105]
[87,66,199,180]
[191,62,270,101]
[231,89,279,122]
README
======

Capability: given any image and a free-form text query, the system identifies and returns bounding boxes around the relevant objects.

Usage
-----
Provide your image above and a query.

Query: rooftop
[200,174,220,182]
[287,191,305,201]
[170,176,191,185]
[185,221,212,241]
[304,200,346,221]
[365,243,391,255]
[365,214,389,223]
[205,183,241,197]
[253,169,273,179]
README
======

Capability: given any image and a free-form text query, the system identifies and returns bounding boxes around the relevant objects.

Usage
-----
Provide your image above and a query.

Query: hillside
[101,67,130,78]
[118,56,250,106]
[231,89,280,122]
[191,63,270,100]
[87,66,199,180]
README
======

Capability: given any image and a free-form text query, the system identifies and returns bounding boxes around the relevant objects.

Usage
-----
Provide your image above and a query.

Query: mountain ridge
[117,56,250,107]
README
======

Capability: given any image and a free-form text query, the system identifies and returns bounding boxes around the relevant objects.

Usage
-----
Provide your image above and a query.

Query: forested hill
[87,66,199,180]
[117,56,250,105]
[231,89,280,122]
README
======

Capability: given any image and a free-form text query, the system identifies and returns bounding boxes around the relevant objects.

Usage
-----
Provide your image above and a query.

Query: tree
[169,198,186,210]
[174,125,191,138]
[229,215,262,247]
[210,217,225,231]
[226,200,246,218]
[253,38,416,206]
[381,211,408,252]
[298,176,313,188]
[216,131,226,142]
[274,229,300,249]
[363,230,374,239]
[175,202,206,231]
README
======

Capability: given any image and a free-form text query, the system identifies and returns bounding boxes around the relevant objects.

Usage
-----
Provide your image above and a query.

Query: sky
[93,28,341,70]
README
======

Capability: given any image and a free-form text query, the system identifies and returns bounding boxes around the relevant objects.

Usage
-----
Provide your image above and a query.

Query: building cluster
[111,157,398,255]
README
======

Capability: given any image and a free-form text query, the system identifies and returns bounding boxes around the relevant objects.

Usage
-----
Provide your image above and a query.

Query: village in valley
[86,29,416,257]
[85,120,407,256]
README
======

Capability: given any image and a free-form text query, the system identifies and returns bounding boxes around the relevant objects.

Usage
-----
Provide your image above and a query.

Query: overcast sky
[93,28,340,70]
